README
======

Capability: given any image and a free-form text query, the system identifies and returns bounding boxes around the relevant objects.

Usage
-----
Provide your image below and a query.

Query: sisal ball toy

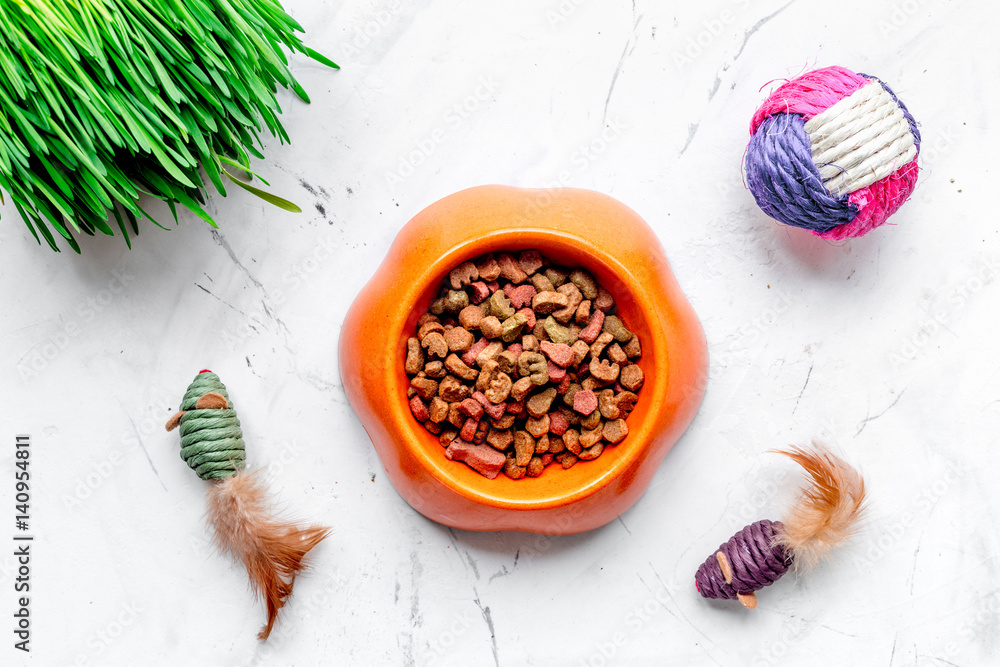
[165,370,329,639]
[695,444,867,609]
[745,66,921,240]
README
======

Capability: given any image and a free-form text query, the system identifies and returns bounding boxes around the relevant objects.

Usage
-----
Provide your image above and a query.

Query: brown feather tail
[772,442,867,572]
[206,470,330,639]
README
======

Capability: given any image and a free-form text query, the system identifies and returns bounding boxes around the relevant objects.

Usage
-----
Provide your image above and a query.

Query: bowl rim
[383,227,669,510]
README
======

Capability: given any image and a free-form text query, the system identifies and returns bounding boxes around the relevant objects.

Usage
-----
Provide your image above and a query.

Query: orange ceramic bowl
[339,185,707,534]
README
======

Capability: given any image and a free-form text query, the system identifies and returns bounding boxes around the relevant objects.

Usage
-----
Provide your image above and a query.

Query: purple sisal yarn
[695,519,791,600]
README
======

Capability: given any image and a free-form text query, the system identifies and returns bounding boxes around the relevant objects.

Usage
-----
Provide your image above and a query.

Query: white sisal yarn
[804,81,917,196]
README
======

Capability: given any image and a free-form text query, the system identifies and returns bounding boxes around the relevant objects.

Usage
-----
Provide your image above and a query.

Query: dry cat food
[404,250,644,479]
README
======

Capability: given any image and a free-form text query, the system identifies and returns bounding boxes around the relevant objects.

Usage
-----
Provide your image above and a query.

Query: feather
[772,442,867,572]
[206,469,330,639]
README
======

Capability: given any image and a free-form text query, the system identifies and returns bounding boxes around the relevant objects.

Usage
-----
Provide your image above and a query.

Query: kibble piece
[558,452,578,469]
[598,389,620,420]
[496,253,528,284]
[500,313,529,343]
[589,332,614,359]
[486,428,514,451]
[581,409,602,431]
[517,351,549,385]
[503,456,527,479]
[410,376,438,400]
[460,417,479,441]
[496,350,518,375]
[424,420,442,434]
[462,338,489,366]
[446,440,506,479]
[486,290,515,320]
[439,375,470,402]
[444,327,474,352]
[548,410,570,435]
[543,316,577,345]
[477,254,501,281]
[476,341,504,367]
[449,261,479,289]
[516,307,536,330]
[445,354,479,381]
[570,340,590,367]
[532,290,569,314]
[429,397,449,423]
[589,358,620,384]
[405,338,425,374]
[580,422,604,447]
[459,305,485,330]
[409,396,429,422]
[530,273,555,293]
[447,402,465,428]
[572,389,598,415]
[421,331,448,358]
[603,315,633,343]
[459,397,484,420]
[547,435,565,454]
[519,250,544,276]
[623,336,642,359]
[615,391,639,417]
[603,418,629,444]
[439,430,458,447]
[575,299,592,326]
[443,290,469,314]
[553,283,583,324]
[578,310,605,344]
[526,387,558,417]
[535,433,550,454]
[594,286,615,312]
[526,456,545,477]
[513,431,535,466]
[569,269,598,300]
[474,419,490,444]
[492,413,516,429]
[606,342,628,365]
[510,376,534,402]
[417,313,440,328]
[547,362,567,383]
[480,316,502,339]
[469,282,490,304]
[484,372,513,404]
[619,364,644,391]
[417,320,445,340]
[507,284,537,309]
[539,341,575,368]
[578,442,604,461]
[563,429,581,455]
[526,414,550,438]
[521,334,539,352]
[544,267,568,287]
[580,376,598,392]
[562,382,582,408]
[473,391,507,420]
[429,298,446,315]
[424,360,446,378]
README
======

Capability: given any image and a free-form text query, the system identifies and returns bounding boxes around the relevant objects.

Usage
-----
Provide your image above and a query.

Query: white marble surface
[1,0,997,664]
